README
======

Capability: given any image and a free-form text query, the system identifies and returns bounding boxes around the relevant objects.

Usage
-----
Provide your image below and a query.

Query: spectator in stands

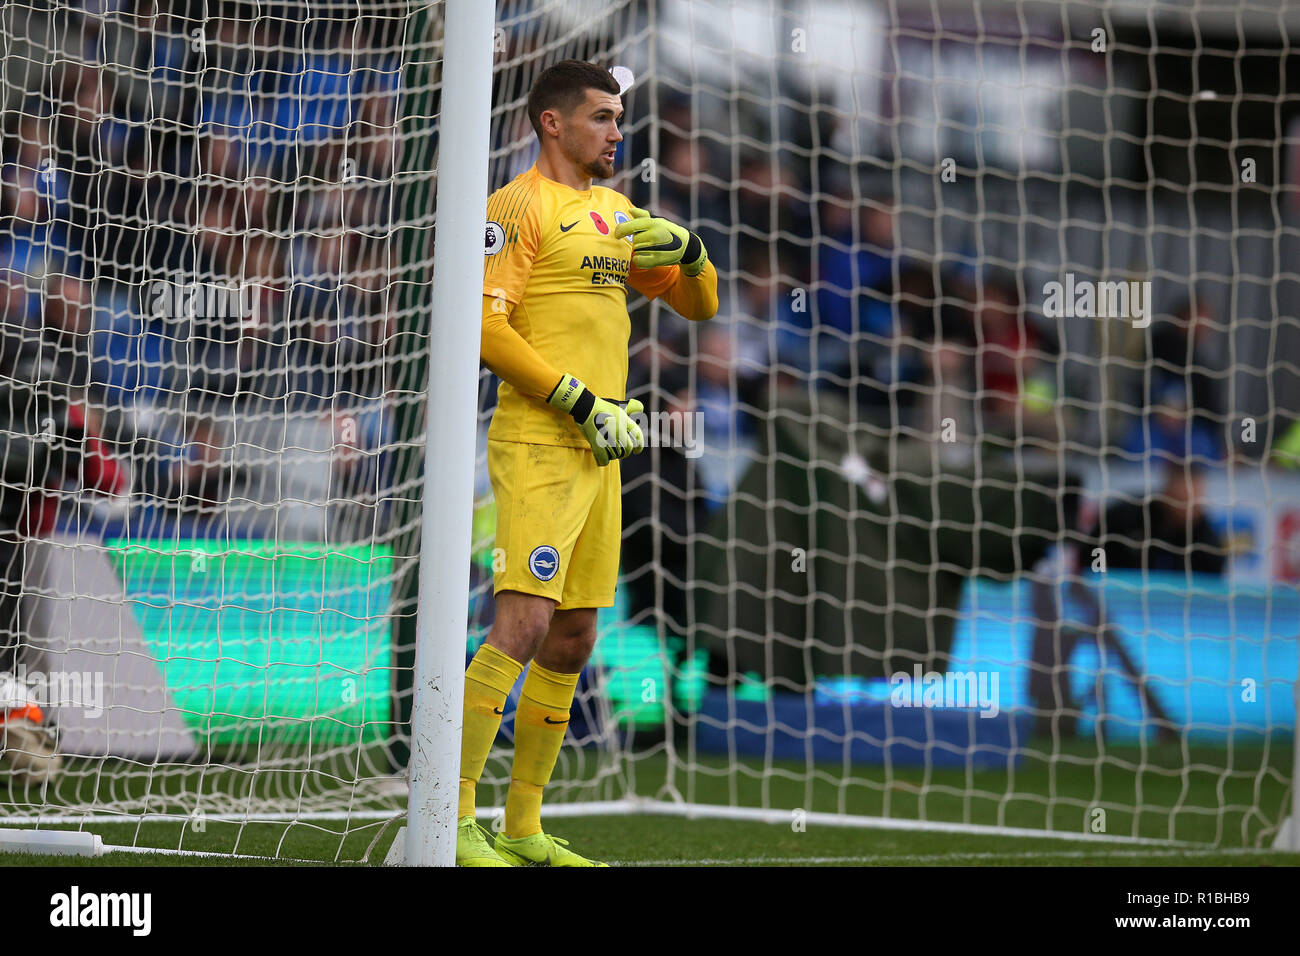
[694,324,760,506]
[621,363,709,643]
[134,413,232,516]
[910,269,978,441]
[54,61,135,174]
[1131,295,1224,459]
[51,63,138,283]
[654,136,703,225]
[814,191,897,396]
[736,150,813,285]
[966,270,1060,445]
[1121,379,1220,463]
[857,261,933,419]
[90,284,171,443]
[1149,295,1222,427]
[347,76,401,246]
[975,272,1047,429]
[284,227,384,404]
[1090,462,1226,576]
[0,284,127,670]
[730,244,804,387]
[0,114,79,292]
[348,237,398,348]
[35,275,128,532]
[650,134,729,277]
[911,269,1060,446]
[25,396,128,539]
[40,274,94,393]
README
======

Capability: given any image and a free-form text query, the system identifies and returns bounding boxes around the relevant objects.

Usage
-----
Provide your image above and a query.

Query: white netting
[0,0,1296,859]
[503,0,1298,850]
[0,0,435,854]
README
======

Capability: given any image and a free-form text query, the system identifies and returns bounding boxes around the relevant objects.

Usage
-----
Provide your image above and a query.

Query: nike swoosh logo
[493,706,504,715]
[559,221,578,232]
[645,233,683,253]
[543,715,569,725]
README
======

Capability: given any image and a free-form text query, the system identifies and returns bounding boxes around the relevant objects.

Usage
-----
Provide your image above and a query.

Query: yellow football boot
[494,831,608,867]
[457,817,512,866]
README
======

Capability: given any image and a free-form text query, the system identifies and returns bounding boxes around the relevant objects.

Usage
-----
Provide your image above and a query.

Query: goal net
[0,0,1296,860]
[0,0,441,859]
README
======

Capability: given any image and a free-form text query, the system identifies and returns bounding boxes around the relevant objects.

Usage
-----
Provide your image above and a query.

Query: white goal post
[402,0,491,869]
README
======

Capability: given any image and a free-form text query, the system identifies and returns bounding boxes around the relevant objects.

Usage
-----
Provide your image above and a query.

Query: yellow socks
[458,643,523,820]
[504,663,580,838]
[458,645,580,837]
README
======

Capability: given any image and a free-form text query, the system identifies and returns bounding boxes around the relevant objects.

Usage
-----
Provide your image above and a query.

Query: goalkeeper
[459,60,718,866]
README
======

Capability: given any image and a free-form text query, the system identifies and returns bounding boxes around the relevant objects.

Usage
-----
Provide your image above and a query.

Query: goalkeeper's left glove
[615,207,709,276]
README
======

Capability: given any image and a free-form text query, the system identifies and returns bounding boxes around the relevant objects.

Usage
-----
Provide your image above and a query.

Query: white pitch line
[607,847,1281,866]
[104,844,308,862]
[0,809,402,825]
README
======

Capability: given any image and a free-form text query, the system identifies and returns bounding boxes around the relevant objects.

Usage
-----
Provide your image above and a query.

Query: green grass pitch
[1,742,1297,866]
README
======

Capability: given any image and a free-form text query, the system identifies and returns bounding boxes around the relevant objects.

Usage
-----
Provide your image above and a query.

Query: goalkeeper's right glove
[547,374,644,467]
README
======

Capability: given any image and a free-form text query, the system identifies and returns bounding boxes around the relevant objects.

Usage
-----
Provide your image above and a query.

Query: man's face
[1162,469,1203,523]
[46,278,91,335]
[977,288,1017,331]
[860,203,895,248]
[554,89,623,180]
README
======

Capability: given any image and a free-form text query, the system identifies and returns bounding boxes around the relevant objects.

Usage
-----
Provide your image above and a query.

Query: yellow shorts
[487,439,621,609]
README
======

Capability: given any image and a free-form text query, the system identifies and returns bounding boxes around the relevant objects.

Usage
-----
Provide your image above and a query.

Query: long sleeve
[481,295,563,401]
[628,259,719,321]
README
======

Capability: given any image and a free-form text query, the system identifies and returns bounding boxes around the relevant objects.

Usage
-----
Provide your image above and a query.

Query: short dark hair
[526,60,620,138]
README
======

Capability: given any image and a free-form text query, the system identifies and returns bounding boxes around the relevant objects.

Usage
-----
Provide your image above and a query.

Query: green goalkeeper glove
[615,207,709,276]
[547,374,645,467]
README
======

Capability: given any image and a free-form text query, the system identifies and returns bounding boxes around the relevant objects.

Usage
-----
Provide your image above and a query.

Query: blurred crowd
[0,4,401,538]
[615,88,1258,502]
[612,88,1260,635]
[0,3,1279,587]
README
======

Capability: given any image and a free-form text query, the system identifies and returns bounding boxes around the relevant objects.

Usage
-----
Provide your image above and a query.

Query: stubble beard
[582,156,613,181]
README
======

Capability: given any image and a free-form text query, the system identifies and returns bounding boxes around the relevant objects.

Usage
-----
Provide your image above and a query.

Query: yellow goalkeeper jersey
[481,164,707,447]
